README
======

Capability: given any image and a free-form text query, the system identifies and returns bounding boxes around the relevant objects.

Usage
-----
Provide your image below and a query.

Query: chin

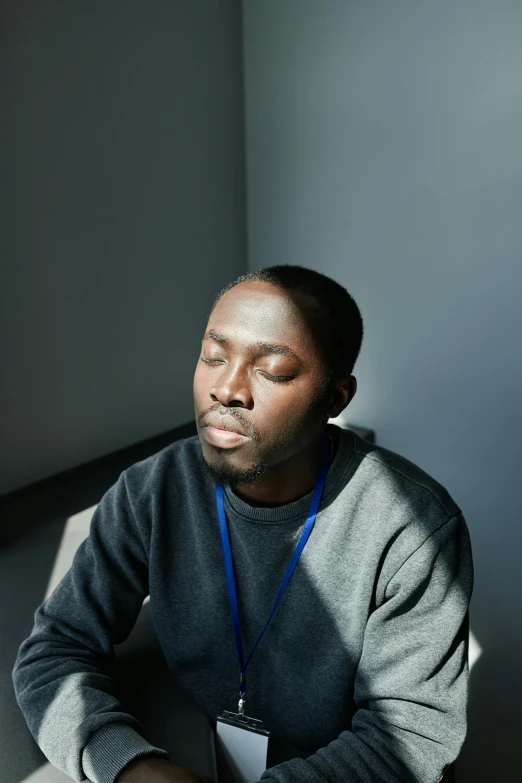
[201,452,269,486]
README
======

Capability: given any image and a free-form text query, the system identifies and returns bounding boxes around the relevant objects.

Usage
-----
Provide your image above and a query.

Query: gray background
[243,2,522,780]
[2,1,521,780]
[0,0,246,494]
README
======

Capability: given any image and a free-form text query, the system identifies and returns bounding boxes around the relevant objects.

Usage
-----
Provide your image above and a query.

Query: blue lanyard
[215,431,330,712]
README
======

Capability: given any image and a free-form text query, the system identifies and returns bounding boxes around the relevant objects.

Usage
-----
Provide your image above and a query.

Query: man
[12,265,474,783]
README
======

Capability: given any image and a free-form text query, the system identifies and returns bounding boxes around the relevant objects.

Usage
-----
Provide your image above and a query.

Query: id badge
[216,710,270,783]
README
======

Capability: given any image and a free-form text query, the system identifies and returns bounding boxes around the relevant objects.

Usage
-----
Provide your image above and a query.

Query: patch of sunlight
[331,416,484,674]
[44,506,96,600]
[468,628,482,671]
[18,761,74,782]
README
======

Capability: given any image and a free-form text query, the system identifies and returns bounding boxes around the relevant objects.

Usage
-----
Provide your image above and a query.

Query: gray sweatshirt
[12,424,474,783]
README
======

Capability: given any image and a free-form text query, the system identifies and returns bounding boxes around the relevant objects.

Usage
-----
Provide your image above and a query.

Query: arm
[115,756,215,783]
[259,513,474,783]
[12,471,170,783]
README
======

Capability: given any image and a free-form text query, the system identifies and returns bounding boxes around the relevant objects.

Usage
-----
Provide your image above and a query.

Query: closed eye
[199,357,295,383]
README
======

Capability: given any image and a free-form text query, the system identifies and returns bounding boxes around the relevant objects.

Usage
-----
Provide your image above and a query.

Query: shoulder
[339,429,469,587]
[347,428,462,522]
[120,433,204,503]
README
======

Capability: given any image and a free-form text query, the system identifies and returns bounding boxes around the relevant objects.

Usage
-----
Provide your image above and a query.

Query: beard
[201,451,272,487]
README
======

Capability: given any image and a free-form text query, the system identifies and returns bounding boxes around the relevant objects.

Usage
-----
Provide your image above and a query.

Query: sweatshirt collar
[223,424,356,523]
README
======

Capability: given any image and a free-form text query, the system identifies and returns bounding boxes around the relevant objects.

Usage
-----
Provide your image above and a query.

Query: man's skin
[117,280,357,783]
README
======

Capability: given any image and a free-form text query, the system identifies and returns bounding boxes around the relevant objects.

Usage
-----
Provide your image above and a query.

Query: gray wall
[0,0,246,494]
[243,1,522,780]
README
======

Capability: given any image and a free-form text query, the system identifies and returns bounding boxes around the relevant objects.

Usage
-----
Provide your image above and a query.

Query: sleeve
[11,471,170,783]
[258,512,474,783]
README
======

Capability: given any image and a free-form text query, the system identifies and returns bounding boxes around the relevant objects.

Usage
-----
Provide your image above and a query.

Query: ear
[327,376,357,419]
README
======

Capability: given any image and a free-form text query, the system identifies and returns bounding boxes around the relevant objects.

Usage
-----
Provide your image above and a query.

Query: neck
[231,427,336,507]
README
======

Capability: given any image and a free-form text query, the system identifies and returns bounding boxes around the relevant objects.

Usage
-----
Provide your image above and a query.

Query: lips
[201,415,250,449]
[202,414,248,437]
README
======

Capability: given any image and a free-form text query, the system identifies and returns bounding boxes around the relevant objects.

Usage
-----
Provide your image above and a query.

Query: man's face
[193,280,332,487]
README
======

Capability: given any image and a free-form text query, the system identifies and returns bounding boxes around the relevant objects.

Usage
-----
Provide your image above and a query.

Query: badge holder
[216,696,270,783]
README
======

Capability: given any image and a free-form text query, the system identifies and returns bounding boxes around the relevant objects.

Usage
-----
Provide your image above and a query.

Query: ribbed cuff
[82,721,170,783]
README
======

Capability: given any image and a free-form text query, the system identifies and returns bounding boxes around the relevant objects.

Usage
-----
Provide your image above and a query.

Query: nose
[209,363,253,408]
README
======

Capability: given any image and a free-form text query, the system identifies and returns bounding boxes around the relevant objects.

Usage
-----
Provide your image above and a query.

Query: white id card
[216,711,270,783]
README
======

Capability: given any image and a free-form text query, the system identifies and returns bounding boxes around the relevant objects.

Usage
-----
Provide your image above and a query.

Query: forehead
[207,281,318,347]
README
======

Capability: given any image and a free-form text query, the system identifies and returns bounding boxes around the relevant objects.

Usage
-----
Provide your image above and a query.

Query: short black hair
[209,265,364,389]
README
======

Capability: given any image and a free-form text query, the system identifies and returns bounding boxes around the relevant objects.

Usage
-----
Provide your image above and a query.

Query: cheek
[258,389,308,425]
[193,366,206,399]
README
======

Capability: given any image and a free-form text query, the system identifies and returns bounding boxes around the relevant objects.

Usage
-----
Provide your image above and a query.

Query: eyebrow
[203,329,303,365]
